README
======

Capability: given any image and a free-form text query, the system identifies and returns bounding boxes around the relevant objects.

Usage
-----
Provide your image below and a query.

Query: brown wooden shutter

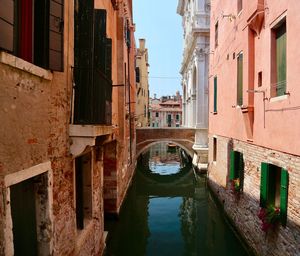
[49,0,64,71]
[0,0,14,52]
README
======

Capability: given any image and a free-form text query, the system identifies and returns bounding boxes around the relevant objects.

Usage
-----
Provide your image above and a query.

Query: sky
[133,0,183,98]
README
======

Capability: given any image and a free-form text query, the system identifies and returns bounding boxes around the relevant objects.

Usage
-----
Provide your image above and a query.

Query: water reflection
[105,142,250,256]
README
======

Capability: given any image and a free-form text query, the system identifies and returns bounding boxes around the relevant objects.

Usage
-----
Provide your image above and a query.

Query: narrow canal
[105,142,250,256]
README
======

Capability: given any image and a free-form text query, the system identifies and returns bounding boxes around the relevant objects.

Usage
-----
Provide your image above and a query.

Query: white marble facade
[177,0,210,170]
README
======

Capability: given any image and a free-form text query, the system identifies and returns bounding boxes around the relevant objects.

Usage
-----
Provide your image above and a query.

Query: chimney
[139,38,146,51]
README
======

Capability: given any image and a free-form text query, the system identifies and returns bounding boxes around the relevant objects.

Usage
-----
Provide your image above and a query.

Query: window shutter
[280,168,289,226]
[238,152,244,190]
[94,9,107,75]
[213,76,217,112]
[0,0,14,52]
[260,163,269,207]
[74,0,94,124]
[276,22,286,96]
[229,151,236,180]
[105,38,112,81]
[75,157,84,230]
[237,53,243,106]
[49,0,64,71]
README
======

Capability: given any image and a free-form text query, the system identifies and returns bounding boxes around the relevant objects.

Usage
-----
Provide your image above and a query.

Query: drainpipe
[127,22,132,164]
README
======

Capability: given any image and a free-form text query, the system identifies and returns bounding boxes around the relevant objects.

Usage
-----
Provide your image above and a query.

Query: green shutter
[260,163,270,207]
[276,21,286,96]
[280,168,289,226]
[214,77,217,112]
[237,53,243,106]
[229,151,239,180]
[238,152,244,190]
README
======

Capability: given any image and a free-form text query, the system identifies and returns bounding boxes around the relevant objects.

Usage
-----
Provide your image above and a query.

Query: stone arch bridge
[136,128,195,158]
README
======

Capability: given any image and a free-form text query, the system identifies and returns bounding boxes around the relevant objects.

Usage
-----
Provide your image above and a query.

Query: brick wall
[208,134,300,256]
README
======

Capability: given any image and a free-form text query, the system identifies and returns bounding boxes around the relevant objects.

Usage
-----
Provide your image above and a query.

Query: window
[260,163,289,226]
[258,71,262,87]
[271,19,286,97]
[237,0,243,14]
[144,105,146,117]
[74,4,112,124]
[0,0,64,71]
[176,114,180,120]
[213,76,217,113]
[237,52,243,106]
[167,114,172,127]
[213,137,217,162]
[75,153,92,230]
[10,172,50,255]
[215,21,218,48]
[156,112,159,117]
[135,67,140,83]
[229,151,244,191]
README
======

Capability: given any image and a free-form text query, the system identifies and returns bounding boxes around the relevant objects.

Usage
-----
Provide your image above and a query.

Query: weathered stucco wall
[209,0,300,156]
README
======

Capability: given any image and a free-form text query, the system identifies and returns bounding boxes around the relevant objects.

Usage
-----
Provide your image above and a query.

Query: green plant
[231,178,240,192]
[258,205,280,232]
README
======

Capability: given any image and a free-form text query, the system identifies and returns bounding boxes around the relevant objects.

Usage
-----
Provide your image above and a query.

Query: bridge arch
[136,128,195,159]
[136,140,193,159]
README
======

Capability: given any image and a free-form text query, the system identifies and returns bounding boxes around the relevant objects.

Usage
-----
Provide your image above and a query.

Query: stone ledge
[0,51,53,81]
[69,124,114,156]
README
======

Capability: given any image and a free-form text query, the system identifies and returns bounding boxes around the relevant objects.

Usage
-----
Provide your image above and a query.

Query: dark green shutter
[260,163,270,207]
[214,76,217,112]
[94,9,107,74]
[237,53,243,106]
[105,38,112,80]
[0,0,14,52]
[276,21,286,96]
[280,168,289,226]
[229,151,236,180]
[238,152,244,190]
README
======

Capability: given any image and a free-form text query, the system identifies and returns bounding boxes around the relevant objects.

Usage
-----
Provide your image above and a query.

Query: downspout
[127,23,132,164]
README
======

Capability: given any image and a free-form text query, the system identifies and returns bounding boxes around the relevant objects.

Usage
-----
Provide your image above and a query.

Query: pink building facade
[208,0,300,255]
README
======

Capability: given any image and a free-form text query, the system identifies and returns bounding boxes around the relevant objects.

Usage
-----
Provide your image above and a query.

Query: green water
[105,144,250,256]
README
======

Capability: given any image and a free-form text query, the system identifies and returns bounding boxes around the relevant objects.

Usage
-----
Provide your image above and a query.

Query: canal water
[105,143,250,256]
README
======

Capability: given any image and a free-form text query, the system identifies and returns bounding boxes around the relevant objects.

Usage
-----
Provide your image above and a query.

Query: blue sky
[133,0,183,98]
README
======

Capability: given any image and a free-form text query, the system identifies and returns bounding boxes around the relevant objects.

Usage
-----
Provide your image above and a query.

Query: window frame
[213,76,217,113]
[229,150,244,191]
[260,162,289,226]
[270,17,287,98]
[237,0,243,15]
[237,52,243,106]
[215,21,218,48]
[0,0,64,71]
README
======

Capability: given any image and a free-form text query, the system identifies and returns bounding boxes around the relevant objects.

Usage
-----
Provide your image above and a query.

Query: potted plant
[258,205,280,232]
[230,178,241,193]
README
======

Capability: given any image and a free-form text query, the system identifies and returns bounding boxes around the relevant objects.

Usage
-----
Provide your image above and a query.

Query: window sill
[69,124,114,156]
[269,94,288,103]
[212,111,218,115]
[0,51,53,81]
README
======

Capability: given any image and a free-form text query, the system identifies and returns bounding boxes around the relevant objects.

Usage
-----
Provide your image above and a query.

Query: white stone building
[177,0,210,171]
